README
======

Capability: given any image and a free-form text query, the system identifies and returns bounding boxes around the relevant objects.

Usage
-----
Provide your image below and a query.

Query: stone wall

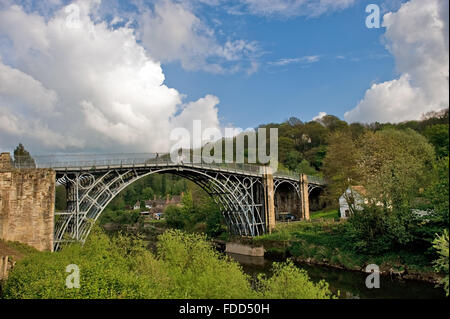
[0,153,55,251]
[225,242,264,257]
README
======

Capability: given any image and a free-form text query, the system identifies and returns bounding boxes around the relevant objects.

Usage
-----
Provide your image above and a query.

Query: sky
[0,0,448,154]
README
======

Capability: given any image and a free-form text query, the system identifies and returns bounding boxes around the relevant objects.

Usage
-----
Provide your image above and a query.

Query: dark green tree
[424,124,449,158]
[13,143,36,168]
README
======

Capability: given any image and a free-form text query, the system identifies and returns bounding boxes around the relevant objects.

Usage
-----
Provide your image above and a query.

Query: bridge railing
[13,153,262,174]
[12,154,326,185]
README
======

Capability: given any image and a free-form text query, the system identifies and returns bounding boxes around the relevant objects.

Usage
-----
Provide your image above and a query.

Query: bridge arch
[55,166,266,250]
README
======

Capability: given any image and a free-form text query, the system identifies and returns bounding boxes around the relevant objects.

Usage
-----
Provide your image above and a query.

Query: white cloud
[268,55,320,66]
[137,0,259,73]
[345,0,449,123]
[0,58,57,112]
[241,0,356,17]
[312,111,327,121]
[0,1,221,153]
[0,106,83,148]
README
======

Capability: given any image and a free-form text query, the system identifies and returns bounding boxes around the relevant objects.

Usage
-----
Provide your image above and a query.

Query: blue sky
[162,0,396,128]
[0,0,447,153]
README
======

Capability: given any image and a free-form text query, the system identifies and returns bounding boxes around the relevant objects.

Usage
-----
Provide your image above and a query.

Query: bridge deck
[14,153,326,185]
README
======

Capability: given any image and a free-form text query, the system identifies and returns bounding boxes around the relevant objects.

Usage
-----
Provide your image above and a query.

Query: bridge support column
[263,167,276,233]
[300,174,310,220]
[0,152,55,251]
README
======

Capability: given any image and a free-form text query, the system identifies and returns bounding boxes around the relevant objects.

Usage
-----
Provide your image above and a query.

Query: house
[133,201,141,210]
[339,186,367,219]
[144,200,152,209]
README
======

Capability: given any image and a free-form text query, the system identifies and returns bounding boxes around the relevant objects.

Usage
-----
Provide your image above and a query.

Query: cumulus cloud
[240,0,356,17]
[0,1,221,153]
[345,0,449,123]
[0,59,57,112]
[137,0,259,73]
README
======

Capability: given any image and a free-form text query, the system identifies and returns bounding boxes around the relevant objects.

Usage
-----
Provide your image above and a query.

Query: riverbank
[247,217,444,285]
[102,215,444,284]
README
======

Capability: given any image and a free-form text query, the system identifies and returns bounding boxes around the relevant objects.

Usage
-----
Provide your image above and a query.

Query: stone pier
[300,174,310,220]
[0,153,55,251]
[262,167,276,233]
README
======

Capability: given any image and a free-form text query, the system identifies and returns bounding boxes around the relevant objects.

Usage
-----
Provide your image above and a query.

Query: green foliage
[310,209,339,220]
[343,206,414,254]
[323,127,441,256]
[13,143,35,168]
[424,124,449,158]
[156,230,254,298]
[164,191,227,238]
[2,228,160,299]
[432,230,449,296]
[359,129,435,211]
[322,130,362,203]
[255,220,435,275]
[164,204,187,229]
[98,209,142,226]
[107,173,188,210]
[295,159,318,175]
[55,185,67,211]
[424,157,449,224]
[2,228,332,299]
[257,260,334,299]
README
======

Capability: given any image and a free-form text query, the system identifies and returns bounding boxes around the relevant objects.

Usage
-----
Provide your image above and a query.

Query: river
[226,252,446,299]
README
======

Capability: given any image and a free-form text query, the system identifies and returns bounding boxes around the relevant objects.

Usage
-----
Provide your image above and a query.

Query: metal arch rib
[54,166,267,250]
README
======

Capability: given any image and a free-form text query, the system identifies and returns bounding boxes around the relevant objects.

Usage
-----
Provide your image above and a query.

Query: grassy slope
[0,240,37,262]
[253,217,437,279]
[310,209,340,220]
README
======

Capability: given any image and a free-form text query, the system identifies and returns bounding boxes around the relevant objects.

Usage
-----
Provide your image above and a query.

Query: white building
[144,200,152,209]
[339,186,367,219]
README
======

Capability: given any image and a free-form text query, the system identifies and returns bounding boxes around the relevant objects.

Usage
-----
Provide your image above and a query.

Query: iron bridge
[17,153,326,251]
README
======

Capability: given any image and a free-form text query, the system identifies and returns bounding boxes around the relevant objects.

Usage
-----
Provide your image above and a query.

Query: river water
[226,252,446,299]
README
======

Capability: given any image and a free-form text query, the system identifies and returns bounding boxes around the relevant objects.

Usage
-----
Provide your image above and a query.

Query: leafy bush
[432,230,449,296]
[99,209,142,226]
[257,260,334,299]
[164,204,187,229]
[2,228,333,299]
[156,230,254,298]
[343,206,414,254]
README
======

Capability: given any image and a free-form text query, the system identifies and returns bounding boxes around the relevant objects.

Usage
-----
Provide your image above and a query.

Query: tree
[432,230,449,296]
[55,185,67,211]
[349,123,366,139]
[278,137,296,164]
[13,143,36,168]
[322,130,362,204]
[257,260,334,299]
[164,205,186,229]
[424,124,449,158]
[345,129,437,253]
[295,159,318,176]
[317,115,348,132]
[425,157,449,223]
[141,187,154,200]
[358,129,435,211]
